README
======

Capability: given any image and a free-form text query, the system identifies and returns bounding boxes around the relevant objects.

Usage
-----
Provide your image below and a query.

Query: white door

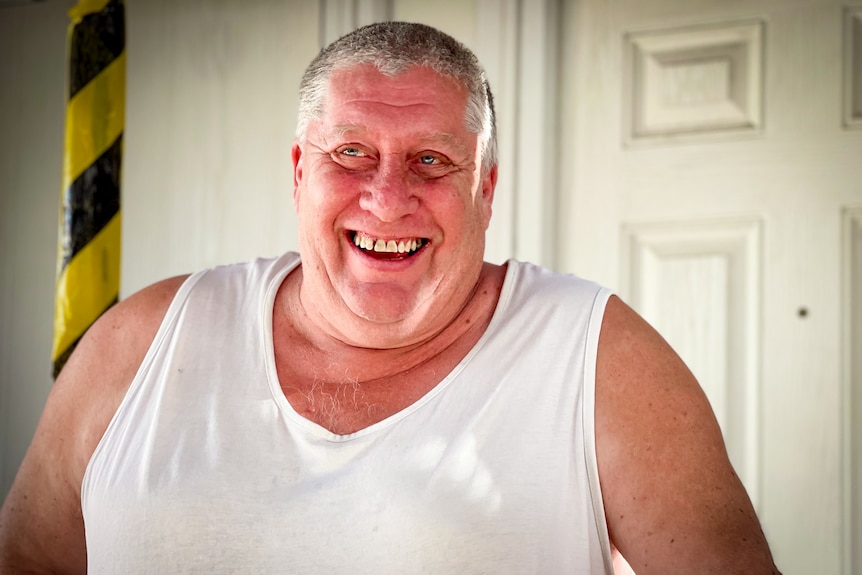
[558,0,862,573]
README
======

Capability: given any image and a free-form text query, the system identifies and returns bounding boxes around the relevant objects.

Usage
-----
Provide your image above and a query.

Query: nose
[358,157,419,222]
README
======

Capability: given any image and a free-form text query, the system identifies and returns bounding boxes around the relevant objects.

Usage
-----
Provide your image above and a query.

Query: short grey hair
[296,21,497,172]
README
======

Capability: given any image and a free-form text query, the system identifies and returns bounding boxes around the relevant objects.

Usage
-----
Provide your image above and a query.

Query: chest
[272,332,483,435]
[85,387,599,574]
[270,270,506,435]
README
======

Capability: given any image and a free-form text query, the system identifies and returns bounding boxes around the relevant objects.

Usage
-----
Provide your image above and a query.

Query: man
[0,22,779,574]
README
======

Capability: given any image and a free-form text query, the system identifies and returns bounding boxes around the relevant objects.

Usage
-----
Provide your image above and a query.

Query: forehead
[313,65,471,139]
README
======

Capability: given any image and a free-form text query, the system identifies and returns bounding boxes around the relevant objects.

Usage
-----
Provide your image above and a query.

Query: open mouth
[351,231,427,259]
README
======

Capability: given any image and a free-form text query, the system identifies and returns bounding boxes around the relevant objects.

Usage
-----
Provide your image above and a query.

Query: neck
[280,263,506,383]
[270,262,507,434]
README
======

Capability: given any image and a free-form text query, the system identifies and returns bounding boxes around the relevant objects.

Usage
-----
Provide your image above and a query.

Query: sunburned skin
[289,64,495,344]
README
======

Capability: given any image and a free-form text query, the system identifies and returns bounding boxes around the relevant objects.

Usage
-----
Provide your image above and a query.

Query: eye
[340,146,364,157]
[331,145,375,170]
[411,151,455,178]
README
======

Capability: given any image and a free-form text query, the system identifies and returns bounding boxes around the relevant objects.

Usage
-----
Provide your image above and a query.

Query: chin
[346,295,417,326]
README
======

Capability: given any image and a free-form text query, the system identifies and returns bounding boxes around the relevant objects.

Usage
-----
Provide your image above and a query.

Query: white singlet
[82,252,614,574]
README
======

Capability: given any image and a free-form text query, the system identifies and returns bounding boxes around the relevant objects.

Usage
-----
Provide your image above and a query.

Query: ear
[291,141,303,211]
[480,164,497,229]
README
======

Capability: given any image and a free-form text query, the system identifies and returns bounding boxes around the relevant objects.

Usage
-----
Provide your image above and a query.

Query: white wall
[393,0,476,47]
[122,0,319,295]
[0,0,76,502]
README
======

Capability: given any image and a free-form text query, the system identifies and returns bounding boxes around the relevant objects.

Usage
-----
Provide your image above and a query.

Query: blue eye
[419,155,438,164]
[342,147,361,156]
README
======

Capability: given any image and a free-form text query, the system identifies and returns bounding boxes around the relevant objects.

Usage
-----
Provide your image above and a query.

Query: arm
[0,275,188,574]
[595,296,780,574]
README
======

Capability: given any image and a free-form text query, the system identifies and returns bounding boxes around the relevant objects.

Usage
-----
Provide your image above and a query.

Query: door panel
[559,1,862,572]
[845,206,862,575]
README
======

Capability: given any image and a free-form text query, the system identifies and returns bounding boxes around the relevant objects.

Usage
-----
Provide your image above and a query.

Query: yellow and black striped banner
[52,0,125,378]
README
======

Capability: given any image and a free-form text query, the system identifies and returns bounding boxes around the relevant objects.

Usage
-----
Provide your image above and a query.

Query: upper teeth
[353,232,424,254]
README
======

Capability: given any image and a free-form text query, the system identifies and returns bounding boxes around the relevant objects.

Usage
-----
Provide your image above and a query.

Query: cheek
[481,200,493,230]
[300,175,343,213]
[314,171,365,205]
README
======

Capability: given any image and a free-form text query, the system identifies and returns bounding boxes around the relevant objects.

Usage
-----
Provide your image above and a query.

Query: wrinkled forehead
[309,64,472,133]
[326,63,468,102]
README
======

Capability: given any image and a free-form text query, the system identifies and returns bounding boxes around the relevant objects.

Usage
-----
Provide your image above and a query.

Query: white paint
[474,0,560,267]
[0,0,76,502]
[475,0,519,264]
[394,0,476,49]
[845,6,862,127]
[625,19,763,141]
[122,0,319,295]
[843,207,862,575]
[321,0,393,47]
[561,0,862,572]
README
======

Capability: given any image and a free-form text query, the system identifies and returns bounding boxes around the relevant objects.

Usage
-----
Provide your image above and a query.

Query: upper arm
[595,295,779,575]
[0,275,188,574]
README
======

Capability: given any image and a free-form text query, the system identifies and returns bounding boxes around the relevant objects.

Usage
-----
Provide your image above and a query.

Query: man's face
[292,64,496,348]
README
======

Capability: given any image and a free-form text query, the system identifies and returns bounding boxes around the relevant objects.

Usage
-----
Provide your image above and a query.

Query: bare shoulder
[595,295,780,575]
[0,274,189,575]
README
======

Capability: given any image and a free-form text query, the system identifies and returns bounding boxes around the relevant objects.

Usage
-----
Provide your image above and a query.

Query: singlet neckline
[260,254,521,442]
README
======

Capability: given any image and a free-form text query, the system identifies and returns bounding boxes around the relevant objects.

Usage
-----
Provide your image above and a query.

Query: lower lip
[348,239,427,270]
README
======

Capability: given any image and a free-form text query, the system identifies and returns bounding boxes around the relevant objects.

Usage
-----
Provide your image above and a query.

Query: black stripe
[53,297,119,379]
[53,336,79,379]
[60,135,122,272]
[69,0,125,100]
